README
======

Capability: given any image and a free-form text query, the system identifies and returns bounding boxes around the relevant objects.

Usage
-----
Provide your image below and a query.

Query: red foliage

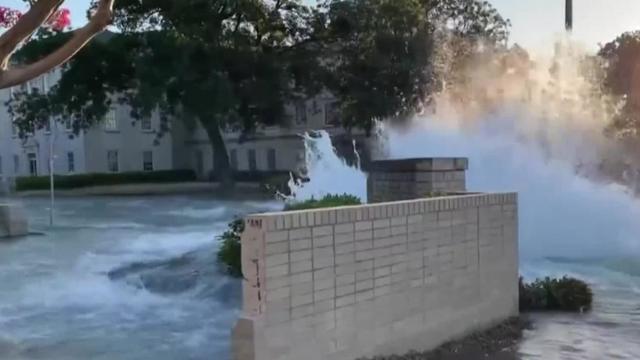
[0,6,71,30]
[0,6,22,29]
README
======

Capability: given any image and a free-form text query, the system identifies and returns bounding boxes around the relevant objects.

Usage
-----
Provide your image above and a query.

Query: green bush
[16,169,197,191]
[217,219,244,278]
[218,194,362,277]
[519,276,593,312]
[284,194,362,211]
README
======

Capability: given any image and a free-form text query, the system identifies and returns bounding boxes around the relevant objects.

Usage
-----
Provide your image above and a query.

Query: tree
[8,0,323,186]
[0,0,115,89]
[316,0,511,133]
[599,31,640,139]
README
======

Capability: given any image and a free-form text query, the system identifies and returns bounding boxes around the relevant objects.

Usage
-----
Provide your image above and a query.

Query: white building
[0,71,370,189]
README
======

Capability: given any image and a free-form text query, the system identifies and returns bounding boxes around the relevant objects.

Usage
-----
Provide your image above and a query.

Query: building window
[248,149,257,172]
[141,117,152,131]
[107,150,119,172]
[104,108,118,131]
[267,148,277,171]
[65,117,72,131]
[28,153,37,176]
[229,149,238,170]
[295,100,307,125]
[45,118,51,133]
[143,151,153,171]
[13,155,19,174]
[324,101,340,126]
[0,156,3,174]
[67,152,75,173]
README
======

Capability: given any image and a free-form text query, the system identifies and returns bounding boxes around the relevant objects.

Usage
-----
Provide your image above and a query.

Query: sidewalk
[16,182,266,197]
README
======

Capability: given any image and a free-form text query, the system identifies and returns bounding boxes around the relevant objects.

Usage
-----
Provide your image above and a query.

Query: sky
[5,0,640,54]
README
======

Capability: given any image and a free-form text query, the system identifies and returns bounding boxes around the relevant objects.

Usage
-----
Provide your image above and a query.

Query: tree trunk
[202,119,234,189]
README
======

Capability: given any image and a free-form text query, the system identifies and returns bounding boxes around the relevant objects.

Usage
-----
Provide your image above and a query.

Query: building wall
[233,193,519,360]
[82,105,175,174]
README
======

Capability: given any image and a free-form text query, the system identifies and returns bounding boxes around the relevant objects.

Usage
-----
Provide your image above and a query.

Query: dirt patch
[359,316,530,360]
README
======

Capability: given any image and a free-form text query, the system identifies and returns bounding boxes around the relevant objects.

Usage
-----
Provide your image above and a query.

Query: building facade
[0,71,370,188]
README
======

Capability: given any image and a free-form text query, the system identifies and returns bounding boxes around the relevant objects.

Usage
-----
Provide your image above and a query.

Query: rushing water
[0,196,281,360]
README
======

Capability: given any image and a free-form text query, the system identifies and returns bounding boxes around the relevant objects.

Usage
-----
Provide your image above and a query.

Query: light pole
[565,0,573,32]
[43,74,55,227]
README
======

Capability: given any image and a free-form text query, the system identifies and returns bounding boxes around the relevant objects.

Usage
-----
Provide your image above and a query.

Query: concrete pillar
[0,204,29,238]
[366,158,469,203]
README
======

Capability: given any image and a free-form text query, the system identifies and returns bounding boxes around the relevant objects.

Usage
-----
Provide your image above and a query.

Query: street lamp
[565,0,573,32]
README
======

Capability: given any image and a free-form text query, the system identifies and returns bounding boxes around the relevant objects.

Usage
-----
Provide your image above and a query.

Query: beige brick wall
[232,193,518,360]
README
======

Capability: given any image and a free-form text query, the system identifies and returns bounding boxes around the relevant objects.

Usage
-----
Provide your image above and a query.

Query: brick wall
[232,192,519,360]
[367,158,469,203]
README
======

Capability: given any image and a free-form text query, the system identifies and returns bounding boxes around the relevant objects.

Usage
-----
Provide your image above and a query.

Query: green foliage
[217,193,361,276]
[283,194,362,211]
[15,170,196,191]
[519,276,593,313]
[217,219,244,278]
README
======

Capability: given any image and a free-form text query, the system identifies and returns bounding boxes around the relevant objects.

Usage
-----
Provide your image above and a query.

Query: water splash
[287,131,367,202]
[290,37,640,259]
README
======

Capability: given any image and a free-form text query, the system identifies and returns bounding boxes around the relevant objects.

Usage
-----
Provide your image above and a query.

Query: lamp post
[565,0,573,32]
[43,75,55,227]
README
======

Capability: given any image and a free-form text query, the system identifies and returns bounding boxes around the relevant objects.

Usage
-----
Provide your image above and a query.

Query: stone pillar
[367,158,468,203]
[0,204,29,239]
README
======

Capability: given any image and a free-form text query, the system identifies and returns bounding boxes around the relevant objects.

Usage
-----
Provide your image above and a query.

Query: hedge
[16,169,197,191]
[218,194,362,277]
[519,276,593,312]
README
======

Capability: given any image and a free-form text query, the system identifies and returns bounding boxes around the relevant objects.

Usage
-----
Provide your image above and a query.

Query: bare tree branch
[0,0,115,89]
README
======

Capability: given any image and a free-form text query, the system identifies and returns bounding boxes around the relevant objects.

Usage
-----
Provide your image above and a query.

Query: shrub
[16,169,197,191]
[217,219,244,278]
[519,276,593,312]
[218,193,362,277]
[284,194,362,211]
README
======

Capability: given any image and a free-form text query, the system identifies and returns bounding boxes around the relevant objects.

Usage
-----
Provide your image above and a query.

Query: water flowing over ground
[0,196,281,360]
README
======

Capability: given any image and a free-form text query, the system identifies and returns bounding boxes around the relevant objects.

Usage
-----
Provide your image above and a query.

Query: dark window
[295,100,307,125]
[324,101,340,126]
[107,150,119,172]
[143,151,153,171]
[248,149,257,171]
[141,117,152,131]
[13,155,19,174]
[267,149,276,171]
[67,152,75,173]
[28,153,37,176]
[230,149,238,170]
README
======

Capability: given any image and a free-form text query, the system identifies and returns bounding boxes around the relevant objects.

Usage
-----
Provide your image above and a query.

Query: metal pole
[44,74,54,227]
[565,0,573,32]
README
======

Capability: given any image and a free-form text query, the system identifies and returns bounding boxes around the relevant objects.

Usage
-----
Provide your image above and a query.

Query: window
[28,153,37,176]
[141,117,152,131]
[107,150,119,172]
[267,148,277,171]
[248,149,257,172]
[229,149,238,170]
[324,101,340,126]
[143,151,153,171]
[0,156,3,174]
[44,118,51,133]
[65,117,72,131]
[13,155,19,174]
[67,152,75,173]
[104,108,118,131]
[295,100,307,125]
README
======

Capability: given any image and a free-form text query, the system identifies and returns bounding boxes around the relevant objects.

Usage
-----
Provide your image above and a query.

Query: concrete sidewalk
[16,182,266,197]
